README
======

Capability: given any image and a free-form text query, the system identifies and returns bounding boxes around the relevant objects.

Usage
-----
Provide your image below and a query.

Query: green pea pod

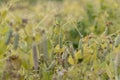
[13,32,19,50]
[78,39,83,56]
[59,32,62,49]
[5,29,13,45]
[40,34,48,62]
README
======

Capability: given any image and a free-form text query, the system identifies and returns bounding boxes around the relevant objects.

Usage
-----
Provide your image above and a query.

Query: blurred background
[0,0,120,48]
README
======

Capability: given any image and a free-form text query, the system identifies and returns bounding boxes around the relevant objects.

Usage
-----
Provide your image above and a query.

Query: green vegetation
[0,0,120,80]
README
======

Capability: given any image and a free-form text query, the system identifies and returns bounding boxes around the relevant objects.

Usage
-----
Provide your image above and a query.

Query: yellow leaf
[75,50,82,60]
[54,45,65,54]
[68,55,75,65]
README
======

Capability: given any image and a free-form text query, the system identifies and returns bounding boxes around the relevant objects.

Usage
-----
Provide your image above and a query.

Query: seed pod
[115,52,120,80]
[42,34,48,59]
[78,39,83,56]
[5,28,13,45]
[69,43,75,59]
[32,42,39,71]
[13,32,19,50]
[114,34,120,47]
[47,60,56,70]
[39,33,49,66]
[59,32,62,49]
[62,49,69,68]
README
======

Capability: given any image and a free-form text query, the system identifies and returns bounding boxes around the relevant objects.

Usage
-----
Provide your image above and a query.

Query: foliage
[0,0,120,80]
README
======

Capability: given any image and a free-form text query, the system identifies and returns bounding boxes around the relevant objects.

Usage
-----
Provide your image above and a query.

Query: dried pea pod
[32,42,39,71]
[62,49,69,68]
[13,32,19,50]
[5,28,13,45]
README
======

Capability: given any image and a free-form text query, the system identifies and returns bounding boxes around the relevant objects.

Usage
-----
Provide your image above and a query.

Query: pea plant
[0,0,120,80]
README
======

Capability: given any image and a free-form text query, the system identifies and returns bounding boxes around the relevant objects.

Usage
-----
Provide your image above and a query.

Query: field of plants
[0,0,120,80]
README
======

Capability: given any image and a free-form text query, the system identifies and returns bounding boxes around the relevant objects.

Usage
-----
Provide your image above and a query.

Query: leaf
[54,44,65,54]
[68,55,75,65]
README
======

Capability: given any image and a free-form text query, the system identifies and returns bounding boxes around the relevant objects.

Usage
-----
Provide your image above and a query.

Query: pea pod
[114,34,120,47]
[13,32,19,50]
[32,42,39,71]
[5,28,13,45]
